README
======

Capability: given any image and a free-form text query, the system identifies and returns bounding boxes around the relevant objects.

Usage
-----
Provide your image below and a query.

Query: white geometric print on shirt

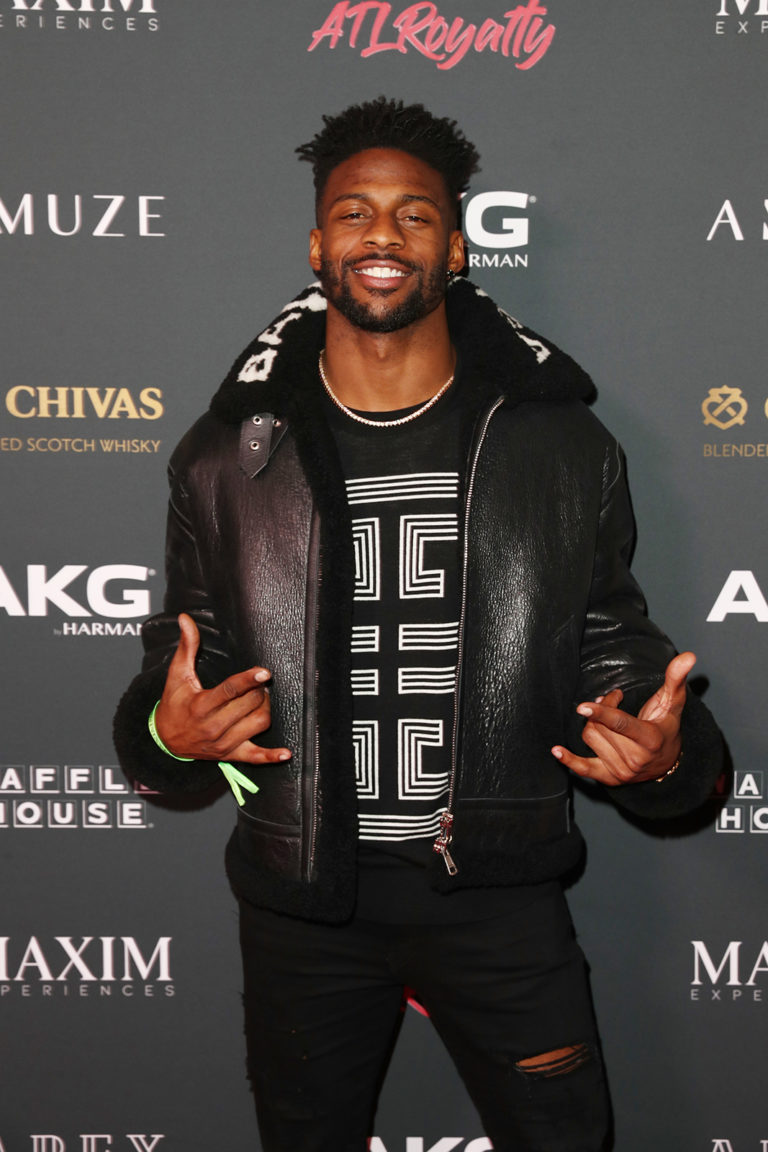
[345,472,459,505]
[398,667,456,694]
[358,809,447,841]
[351,625,380,652]
[399,621,459,650]
[398,718,448,799]
[352,517,380,600]
[353,721,379,798]
[351,669,379,695]
[399,513,459,598]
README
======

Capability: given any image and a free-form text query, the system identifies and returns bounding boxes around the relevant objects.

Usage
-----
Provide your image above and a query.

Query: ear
[309,228,323,273]
[447,230,466,275]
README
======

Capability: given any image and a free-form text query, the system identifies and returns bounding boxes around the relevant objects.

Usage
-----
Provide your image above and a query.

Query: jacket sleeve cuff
[113,665,223,794]
[607,689,724,819]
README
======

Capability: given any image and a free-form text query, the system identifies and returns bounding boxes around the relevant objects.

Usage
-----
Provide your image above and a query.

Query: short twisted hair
[296,96,480,214]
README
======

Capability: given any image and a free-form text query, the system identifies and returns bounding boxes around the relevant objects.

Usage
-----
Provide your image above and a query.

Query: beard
[318,255,448,334]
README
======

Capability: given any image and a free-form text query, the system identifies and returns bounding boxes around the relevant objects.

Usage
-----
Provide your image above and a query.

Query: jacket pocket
[454,791,571,852]
[236,808,302,879]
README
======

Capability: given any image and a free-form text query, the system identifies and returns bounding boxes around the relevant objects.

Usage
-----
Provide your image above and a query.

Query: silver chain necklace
[318,351,454,429]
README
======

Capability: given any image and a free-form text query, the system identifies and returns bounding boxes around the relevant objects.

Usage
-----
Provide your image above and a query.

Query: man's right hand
[154,613,292,764]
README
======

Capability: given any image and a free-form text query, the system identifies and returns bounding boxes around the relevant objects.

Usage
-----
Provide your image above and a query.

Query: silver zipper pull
[432,811,458,876]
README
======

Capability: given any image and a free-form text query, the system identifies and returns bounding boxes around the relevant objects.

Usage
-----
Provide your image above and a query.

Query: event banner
[1,2,765,1149]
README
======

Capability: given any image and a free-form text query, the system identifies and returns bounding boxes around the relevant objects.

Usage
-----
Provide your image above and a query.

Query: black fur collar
[209,278,595,425]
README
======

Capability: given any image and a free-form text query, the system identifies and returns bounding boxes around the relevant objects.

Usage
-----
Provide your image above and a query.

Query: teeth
[356,266,407,279]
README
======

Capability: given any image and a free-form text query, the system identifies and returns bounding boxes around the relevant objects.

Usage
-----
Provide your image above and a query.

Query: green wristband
[147,703,259,807]
[148,701,195,761]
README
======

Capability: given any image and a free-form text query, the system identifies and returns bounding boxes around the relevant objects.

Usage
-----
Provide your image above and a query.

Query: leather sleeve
[113,444,236,794]
[577,440,724,818]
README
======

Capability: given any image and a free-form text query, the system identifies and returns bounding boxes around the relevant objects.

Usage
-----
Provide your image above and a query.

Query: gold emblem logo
[702,387,748,429]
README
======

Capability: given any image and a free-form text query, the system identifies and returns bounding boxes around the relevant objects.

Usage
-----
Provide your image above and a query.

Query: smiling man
[115,98,722,1152]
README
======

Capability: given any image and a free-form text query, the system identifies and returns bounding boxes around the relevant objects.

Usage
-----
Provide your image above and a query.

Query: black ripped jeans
[239,884,611,1152]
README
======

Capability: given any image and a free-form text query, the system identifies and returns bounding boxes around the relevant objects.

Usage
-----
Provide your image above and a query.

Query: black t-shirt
[326,371,553,923]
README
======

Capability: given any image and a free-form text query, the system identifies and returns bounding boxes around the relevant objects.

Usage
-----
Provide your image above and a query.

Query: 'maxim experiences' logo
[0,0,160,33]
[691,939,768,1003]
[714,0,768,34]
[0,934,174,998]
[308,1,556,71]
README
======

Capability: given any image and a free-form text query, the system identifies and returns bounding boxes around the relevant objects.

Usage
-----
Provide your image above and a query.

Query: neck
[321,303,456,412]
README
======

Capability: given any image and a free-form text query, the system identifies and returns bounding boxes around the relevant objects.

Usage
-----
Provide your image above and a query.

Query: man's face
[309,148,465,334]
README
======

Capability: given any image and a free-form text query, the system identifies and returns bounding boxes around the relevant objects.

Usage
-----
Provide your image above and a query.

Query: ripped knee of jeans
[514,1043,594,1081]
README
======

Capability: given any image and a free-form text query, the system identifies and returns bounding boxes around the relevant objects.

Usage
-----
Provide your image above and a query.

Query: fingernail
[551,747,563,760]
[278,751,291,761]
[254,670,270,683]
[577,705,593,717]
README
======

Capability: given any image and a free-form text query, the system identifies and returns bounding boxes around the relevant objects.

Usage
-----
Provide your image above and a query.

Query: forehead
[319,148,451,214]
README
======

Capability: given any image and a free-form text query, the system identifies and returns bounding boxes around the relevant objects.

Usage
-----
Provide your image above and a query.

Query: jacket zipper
[432,396,505,877]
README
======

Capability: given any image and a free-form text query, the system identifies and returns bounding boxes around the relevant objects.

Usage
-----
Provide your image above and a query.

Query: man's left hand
[551,652,695,786]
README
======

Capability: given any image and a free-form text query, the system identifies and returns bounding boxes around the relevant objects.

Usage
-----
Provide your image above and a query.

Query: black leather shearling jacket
[114,280,723,922]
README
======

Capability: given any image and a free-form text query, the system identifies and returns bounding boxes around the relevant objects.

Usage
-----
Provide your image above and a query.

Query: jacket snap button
[250,440,261,451]
[252,415,262,425]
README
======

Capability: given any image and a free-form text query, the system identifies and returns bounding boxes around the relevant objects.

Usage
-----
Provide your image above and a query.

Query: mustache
[344,253,420,272]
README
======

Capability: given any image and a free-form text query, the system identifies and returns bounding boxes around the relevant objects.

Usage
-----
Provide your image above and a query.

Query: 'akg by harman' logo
[0,0,160,33]
[463,191,533,271]
[369,1141,492,1152]
[0,563,154,635]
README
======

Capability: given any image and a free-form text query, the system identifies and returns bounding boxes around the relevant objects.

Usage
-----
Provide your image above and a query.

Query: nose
[362,211,404,249]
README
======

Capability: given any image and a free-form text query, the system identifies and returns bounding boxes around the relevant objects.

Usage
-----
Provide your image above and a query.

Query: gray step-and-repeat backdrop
[1,2,764,1150]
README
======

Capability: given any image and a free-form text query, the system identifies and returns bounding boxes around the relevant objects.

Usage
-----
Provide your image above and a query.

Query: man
[115,98,722,1152]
